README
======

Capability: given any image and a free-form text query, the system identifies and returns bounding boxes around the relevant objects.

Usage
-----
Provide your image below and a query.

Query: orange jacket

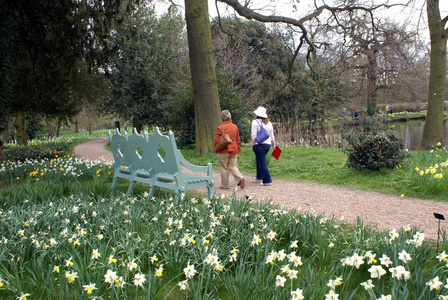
[214,121,242,155]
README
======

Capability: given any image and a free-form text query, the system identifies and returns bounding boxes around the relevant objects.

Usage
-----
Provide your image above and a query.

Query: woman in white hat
[251,106,275,186]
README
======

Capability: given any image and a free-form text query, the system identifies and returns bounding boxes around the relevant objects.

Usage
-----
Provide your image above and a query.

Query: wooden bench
[109,127,214,201]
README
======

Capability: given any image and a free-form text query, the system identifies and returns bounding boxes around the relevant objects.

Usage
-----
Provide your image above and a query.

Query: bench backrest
[109,129,130,169]
[126,128,153,171]
[147,127,183,178]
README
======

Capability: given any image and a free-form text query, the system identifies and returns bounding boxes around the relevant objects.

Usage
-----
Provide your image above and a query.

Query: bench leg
[127,180,136,194]
[207,186,213,199]
[111,176,119,190]
[148,185,156,199]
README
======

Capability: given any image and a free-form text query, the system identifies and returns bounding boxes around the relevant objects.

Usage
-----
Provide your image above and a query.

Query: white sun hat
[253,106,268,119]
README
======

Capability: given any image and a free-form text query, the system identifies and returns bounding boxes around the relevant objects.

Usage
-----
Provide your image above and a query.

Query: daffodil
[65,271,78,283]
[388,229,399,240]
[360,279,374,290]
[184,263,196,279]
[364,251,377,264]
[17,292,31,300]
[351,253,364,269]
[133,273,146,287]
[104,269,118,285]
[91,249,101,260]
[379,254,392,267]
[275,275,286,287]
[251,234,261,246]
[127,259,138,271]
[389,265,410,280]
[178,280,188,291]
[325,289,339,300]
[155,265,163,277]
[288,269,298,280]
[150,255,158,263]
[398,250,412,263]
[267,230,277,240]
[291,288,304,300]
[83,283,97,295]
[427,276,443,291]
[377,295,392,300]
[65,257,74,267]
[367,265,386,279]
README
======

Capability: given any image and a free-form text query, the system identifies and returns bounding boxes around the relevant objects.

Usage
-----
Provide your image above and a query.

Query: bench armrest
[177,150,212,176]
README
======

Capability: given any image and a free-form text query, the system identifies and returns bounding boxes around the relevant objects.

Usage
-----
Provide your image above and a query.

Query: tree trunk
[75,118,79,133]
[421,0,447,149]
[0,137,4,157]
[132,119,144,134]
[366,53,378,116]
[56,118,62,137]
[14,111,28,146]
[185,0,221,154]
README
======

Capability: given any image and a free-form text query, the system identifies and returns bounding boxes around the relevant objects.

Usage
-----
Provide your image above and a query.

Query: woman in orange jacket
[214,110,245,190]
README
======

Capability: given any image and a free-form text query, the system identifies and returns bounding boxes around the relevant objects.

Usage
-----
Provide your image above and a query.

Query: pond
[294,120,448,151]
[394,120,448,151]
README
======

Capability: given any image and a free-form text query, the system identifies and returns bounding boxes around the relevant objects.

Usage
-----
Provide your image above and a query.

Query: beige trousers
[217,152,244,189]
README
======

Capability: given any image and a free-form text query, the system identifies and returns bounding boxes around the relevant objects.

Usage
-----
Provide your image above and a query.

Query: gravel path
[74,137,448,240]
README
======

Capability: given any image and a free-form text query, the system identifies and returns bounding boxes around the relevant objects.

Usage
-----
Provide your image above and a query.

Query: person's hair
[221,110,231,122]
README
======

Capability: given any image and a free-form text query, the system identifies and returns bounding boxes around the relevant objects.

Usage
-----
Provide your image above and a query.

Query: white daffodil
[275,275,286,287]
[104,269,118,285]
[184,263,196,279]
[367,265,386,279]
[291,288,305,300]
[398,250,412,263]
[379,254,392,267]
[133,273,146,287]
[360,279,375,290]
[427,276,443,291]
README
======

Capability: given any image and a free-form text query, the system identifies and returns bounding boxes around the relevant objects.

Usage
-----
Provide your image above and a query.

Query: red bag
[215,125,232,152]
[272,145,282,160]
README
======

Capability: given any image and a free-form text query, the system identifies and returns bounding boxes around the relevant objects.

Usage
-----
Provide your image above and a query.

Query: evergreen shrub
[343,117,408,171]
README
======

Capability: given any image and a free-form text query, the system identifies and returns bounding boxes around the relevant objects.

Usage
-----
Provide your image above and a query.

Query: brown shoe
[238,178,245,190]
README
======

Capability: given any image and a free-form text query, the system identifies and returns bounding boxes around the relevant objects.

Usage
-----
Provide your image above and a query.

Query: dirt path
[74,137,448,240]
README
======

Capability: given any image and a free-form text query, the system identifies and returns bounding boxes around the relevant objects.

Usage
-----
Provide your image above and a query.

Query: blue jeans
[253,144,272,184]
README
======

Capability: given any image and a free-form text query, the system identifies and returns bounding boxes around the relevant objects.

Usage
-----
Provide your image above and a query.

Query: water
[394,120,448,150]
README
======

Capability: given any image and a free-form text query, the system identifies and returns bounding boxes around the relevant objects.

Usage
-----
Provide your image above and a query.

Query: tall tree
[421,0,447,149]
[185,0,222,154]
[104,6,185,132]
[0,0,138,145]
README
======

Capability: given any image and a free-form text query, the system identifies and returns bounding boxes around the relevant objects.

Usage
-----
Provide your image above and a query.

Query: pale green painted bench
[109,127,214,201]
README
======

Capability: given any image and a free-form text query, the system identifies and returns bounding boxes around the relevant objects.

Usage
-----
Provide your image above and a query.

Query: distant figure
[386,105,390,114]
[342,107,346,117]
[351,106,355,118]
[389,104,393,114]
